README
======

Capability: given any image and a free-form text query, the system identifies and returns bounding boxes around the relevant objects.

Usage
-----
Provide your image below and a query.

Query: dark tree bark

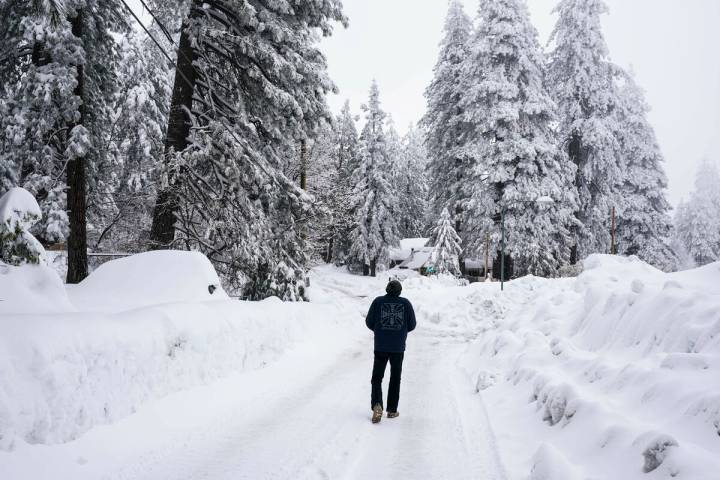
[363,263,369,276]
[370,258,377,277]
[300,139,308,191]
[568,133,584,265]
[66,10,88,284]
[492,250,514,281]
[149,9,198,249]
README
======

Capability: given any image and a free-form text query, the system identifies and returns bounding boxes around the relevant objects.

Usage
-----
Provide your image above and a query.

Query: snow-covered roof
[399,248,433,270]
[389,238,430,261]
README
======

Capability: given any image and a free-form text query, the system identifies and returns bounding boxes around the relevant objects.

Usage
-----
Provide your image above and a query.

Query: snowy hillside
[1,253,719,479]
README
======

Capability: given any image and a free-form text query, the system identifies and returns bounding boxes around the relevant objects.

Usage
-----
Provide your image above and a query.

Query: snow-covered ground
[1,253,719,479]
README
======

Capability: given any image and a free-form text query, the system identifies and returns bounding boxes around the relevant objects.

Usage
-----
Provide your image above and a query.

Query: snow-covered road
[1,267,507,480]
[4,258,719,479]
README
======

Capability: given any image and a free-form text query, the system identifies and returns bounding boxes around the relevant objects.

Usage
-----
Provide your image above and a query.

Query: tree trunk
[363,263,369,276]
[300,139,308,190]
[325,236,334,264]
[455,203,466,275]
[370,259,377,277]
[492,251,513,281]
[149,8,198,249]
[568,133,584,265]
[66,10,88,284]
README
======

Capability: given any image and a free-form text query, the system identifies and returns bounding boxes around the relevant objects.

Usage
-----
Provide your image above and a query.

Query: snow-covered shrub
[244,261,308,302]
[0,187,46,266]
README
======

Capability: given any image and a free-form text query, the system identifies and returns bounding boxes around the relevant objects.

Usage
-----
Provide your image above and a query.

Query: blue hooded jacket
[365,293,417,353]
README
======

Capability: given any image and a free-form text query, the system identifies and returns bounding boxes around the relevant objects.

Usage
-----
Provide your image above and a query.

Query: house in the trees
[389,238,433,273]
[390,238,486,278]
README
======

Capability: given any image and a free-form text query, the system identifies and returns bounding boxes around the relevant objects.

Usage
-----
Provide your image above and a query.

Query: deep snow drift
[1,253,719,479]
[458,255,720,479]
[0,252,356,451]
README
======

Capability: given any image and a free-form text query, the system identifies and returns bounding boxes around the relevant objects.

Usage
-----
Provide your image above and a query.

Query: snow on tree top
[0,187,42,230]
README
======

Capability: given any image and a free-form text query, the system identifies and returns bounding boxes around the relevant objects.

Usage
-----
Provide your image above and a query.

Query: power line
[117,0,174,66]
[137,0,175,45]
[117,0,289,189]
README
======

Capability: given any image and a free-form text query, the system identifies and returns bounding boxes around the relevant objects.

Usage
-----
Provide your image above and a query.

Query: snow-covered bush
[0,187,46,266]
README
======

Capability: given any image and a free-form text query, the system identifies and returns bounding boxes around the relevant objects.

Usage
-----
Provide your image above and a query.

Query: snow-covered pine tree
[614,71,677,271]
[0,0,80,245]
[460,0,577,278]
[88,29,172,252]
[397,125,429,238]
[427,207,462,276]
[297,120,340,263]
[422,0,473,236]
[349,81,400,277]
[0,0,127,282]
[330,100,361,264]
[674,161,720,266]
[547,0,623,264]
[145,0,346,299]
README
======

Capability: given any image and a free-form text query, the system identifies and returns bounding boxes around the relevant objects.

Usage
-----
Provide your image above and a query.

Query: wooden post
[611,206,617,255]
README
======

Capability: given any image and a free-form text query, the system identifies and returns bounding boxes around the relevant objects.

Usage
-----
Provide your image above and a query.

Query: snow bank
[459,255,720,479]
[0,299,353,451]
[0,263,74,315]
[68,250,229,312]
[0,254,357,451]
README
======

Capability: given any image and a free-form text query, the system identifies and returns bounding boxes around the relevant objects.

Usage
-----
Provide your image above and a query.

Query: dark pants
[371,351,404,412]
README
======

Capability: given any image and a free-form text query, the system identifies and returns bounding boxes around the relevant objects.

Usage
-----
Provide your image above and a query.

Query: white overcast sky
[321,0,720,206]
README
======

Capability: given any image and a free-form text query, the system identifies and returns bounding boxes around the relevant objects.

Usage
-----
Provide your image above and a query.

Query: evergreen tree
[427,207,462,276]
[397,125,429,238]
[329,100,360,264]
[145,0,346,299]
[0,0,127,282]
[461,0,578,278]
[421,0,473,234]
[349,81,400,277]
[0,0,81,245]
[88,29,172,252]
[547,0,623,263]
[614,72,677,271]
[674,161,720,266]
[301,120,341,263]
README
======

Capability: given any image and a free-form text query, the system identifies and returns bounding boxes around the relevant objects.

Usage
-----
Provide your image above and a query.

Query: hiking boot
[387,411,399,419]
[372,404,383,424]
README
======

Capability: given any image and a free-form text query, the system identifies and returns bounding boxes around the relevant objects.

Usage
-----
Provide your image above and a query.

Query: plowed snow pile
[459,255,720,479]
[0,252,356,451]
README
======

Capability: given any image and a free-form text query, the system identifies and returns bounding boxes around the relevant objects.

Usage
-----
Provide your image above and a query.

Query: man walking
[365,279,416,424]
